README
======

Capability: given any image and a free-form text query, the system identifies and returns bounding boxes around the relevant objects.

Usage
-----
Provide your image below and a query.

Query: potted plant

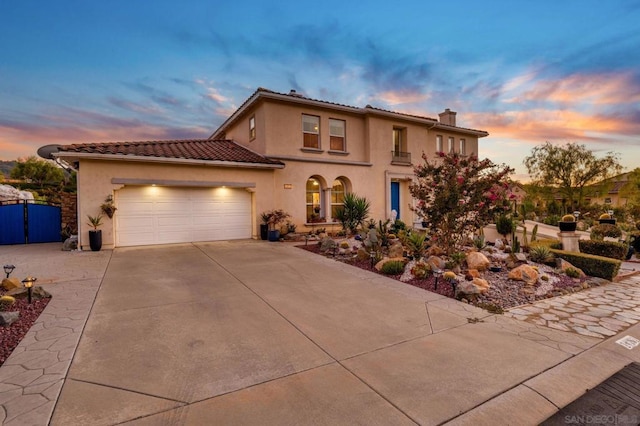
[558,214,577,232]
[266,209,290,241]
[87,214,103,251]
[598,213,616,225]
[259,212,270,240]
[100,195,117,218]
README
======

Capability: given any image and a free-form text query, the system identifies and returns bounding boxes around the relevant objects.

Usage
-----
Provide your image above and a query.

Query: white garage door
[115,186,251,247]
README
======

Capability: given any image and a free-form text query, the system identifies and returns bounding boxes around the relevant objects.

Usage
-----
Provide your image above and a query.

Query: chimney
[439,108,457,126]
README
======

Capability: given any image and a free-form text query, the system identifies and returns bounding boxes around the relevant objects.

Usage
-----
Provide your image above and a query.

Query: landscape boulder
[426,255,446,271]
[455,280,482,298]
[508,265,539,286]
[7,286,52,300]
[320,237,337,252]
[466,252,490,271]
[0,312,19,326]
[472,278,490,293]
[388,241,404,259]
[557,259,587,278]
[1,278,21,291]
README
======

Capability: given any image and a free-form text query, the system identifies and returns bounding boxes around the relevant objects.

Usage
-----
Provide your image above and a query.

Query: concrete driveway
[41,240,612,425]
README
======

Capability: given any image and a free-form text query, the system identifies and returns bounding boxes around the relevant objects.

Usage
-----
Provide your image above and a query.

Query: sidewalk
[1,242,640,425]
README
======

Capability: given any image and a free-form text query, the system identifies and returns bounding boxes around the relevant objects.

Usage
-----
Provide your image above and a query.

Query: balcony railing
[391,150,411,164]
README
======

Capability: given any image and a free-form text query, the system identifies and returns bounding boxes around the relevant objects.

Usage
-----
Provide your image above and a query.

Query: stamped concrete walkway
[1,241,640,425]
[505,275,640,339]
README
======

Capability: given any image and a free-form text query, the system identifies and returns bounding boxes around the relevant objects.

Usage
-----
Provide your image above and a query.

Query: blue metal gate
[0,200,62,244]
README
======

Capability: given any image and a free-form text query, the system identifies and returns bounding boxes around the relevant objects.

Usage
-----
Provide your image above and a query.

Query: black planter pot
[558,222,577,232]
[260,224,269,240]
[268,229,280,242]
[89,230,102,251]
[599,219,616,225]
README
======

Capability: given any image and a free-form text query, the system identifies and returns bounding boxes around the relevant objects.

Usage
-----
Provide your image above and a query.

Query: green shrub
[590,224,622,240]
[496,214,515,238]
[542,215,560,226]
[406,232,427,259]
[0,295,16,311]
[380,260,406,275]
[565,267,580,278]
[411,260,431,278]
[529,245,555,264]
[579,240,628,260]
[550,249,621,280]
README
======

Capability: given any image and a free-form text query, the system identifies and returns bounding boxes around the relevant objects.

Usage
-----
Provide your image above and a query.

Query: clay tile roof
[57,139,284,166]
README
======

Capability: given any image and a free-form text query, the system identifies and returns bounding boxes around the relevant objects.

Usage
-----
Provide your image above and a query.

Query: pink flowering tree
[410,152,514,255]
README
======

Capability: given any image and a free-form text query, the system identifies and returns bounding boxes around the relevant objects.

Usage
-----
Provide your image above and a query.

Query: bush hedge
[579,240,628,260]
[380,260,406,275]
[590,223,622,240]
[550,249,621,280]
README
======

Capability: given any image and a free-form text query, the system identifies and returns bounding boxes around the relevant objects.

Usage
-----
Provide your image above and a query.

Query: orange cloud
[377,90,430,106]
[503,71,640,106]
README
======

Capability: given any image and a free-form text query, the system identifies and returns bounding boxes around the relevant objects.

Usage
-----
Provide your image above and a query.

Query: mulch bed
[0,292,50,366]
[298,243,593,313]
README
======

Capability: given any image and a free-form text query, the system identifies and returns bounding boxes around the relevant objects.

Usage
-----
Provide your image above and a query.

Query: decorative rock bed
[298,237,606,313]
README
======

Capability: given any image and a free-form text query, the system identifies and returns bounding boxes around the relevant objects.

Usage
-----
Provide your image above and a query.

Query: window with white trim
[331,179,346,219]
[459,138,466,155]
[329,119,345,151]
[302,114,320,148]
[436,135,443,153]
[306,178,322,221]
[249,115,256,140]
[448,137,454,153]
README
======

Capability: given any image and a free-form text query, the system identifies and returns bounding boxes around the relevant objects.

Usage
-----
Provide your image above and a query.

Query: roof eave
[52,152,285,169]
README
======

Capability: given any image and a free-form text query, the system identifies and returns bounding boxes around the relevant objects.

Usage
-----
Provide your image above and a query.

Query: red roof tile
[57,139,284,166]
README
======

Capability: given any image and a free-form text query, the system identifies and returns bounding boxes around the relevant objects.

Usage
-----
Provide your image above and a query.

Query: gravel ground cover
[0,290,50,366]
[298,243,598,313]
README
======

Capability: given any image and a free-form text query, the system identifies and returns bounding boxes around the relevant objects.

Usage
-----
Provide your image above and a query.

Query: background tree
[10,156,64,185]
[620,168,640,206]
[523,142,622,210]
[410,152,513,255]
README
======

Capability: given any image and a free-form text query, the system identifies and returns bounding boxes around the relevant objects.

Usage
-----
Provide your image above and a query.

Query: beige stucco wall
[219,98,482,231]
[76,159,277,250]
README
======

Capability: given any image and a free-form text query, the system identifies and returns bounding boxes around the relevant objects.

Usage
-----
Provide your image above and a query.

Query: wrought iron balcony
[391,150,411,164]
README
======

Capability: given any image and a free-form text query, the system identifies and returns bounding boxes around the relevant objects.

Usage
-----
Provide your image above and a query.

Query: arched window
[306,178,322,221]
[331,179,345,219]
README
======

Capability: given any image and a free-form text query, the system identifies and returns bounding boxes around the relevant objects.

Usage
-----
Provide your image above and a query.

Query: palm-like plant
[335,193,371,235]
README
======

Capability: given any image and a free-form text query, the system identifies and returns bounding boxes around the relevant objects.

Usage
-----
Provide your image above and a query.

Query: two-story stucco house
[53,88,488,250]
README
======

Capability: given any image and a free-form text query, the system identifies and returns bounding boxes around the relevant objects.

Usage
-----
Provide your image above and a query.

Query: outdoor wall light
[433,268,443,290]
[22,276,37,304]
[3,264,15,278]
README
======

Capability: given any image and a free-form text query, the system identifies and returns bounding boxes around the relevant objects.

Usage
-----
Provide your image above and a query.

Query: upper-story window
[436,135,443,153]
[459,138,466,155]
[329,119,346,151]
[302,114,320,149]
[393,128,402,153]
[448,137,454,154]
[249,115,256,140]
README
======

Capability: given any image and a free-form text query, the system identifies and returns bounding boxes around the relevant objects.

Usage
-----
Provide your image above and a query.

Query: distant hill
[0,160,16,178]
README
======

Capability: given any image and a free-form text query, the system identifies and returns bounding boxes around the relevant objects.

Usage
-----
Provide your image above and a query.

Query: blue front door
[391,182,400,218]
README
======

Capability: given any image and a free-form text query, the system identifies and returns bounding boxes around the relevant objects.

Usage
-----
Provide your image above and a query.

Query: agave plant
[529,245,555,264]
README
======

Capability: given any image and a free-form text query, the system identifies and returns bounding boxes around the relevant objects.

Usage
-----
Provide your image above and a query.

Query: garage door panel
[115,186,251,247]
[116,216,155,231]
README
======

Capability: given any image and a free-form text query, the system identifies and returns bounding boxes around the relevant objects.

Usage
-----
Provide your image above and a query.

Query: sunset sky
[1,1,639,180]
